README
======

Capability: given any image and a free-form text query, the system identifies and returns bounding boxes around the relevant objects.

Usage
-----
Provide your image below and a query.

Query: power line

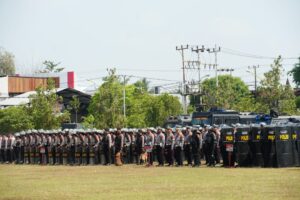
[222,47,299,60]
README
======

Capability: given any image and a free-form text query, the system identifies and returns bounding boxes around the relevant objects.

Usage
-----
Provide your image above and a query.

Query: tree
[28,78,70,129]
[69,95,81,123]
[257,56,296,114]
[88,68,125,128]
[39,60,64,73]
[296,96,300,109]
[289,57,300,87]
[201,75,250,110]
[82,114,95,129]
[134,78,150,93]
[0,106,33,134]
[144,93,182,127]
[0,49,15,76]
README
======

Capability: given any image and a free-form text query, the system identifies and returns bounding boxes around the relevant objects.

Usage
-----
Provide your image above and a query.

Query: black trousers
[110,146,115,164]
[214,146,221,164]
[6,149,12,163]
[165,145,174,165]
[20,146,24,163]
[156,145,164,165]
[184,144,192,165]
[207,145,215,166]
[147,151,154,165]
[192,148,200,166]
[103,145,111,165]
[175,147,183,166]
[0,149,4,163]
[14,147,21,164]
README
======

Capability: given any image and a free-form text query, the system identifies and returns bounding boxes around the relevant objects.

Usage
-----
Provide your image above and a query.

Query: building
[0,71,76,98]
[0,88,91,123]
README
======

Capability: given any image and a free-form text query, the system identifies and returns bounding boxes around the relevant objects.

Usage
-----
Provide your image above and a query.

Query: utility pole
[248,65,259,97]
[176,45,189,114]
[191,45,205,84]
[122,75,126,118]
[191,45,206,108]
[207,45,221,87]
[119,75,127,118]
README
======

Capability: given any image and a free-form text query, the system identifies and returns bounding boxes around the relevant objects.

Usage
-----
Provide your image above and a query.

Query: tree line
[0,48,299,133]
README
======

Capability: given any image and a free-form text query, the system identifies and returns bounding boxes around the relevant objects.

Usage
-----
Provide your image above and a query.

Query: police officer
[0,135,4,163]
[145,128,155,167]
[165,128,175,166]
[155,127,165,166]
[213,126,221,165]
[103,129,112,165]
[135,129,145,165]
[94,130,102,165]
[184,127,193,166]
[123,129,131,164]
[13,133,21,164]
[129,130,136,164]
[56,130,64,165]
[114,128,124,166]
[206,127,216,167]
[191,129,201,167]
[110,129,116,164]
[6,134,14,163]
[202,125,209,164]
[23,131,30,164]
[174,128,184,166]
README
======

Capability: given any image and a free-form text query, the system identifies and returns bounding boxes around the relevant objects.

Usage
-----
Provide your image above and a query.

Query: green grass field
[0,164,299,200]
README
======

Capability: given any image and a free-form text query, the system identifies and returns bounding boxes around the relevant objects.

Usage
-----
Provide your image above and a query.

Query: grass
[0,164,299,200]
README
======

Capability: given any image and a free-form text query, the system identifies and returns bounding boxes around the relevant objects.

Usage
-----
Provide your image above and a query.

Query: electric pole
[207,45,221,87]
[176,45,189,114]
[191,45,205,84]
[248,65,259,97]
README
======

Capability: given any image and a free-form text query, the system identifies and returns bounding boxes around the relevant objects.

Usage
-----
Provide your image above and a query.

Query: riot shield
[261,125,277,167]
[220,125,234,167]
[275,125,294,167]
[235,125,251,167]
[249,125,264,167]
[291,124,300,167]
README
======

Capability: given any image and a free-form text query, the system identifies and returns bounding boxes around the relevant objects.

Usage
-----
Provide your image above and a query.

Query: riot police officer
[165,128,175,166]
[184,127,192,166]
[155,127,165,166]
[174,128,184,166]
[135,130,145,165]
[206,127,216,167]
[191,129,201,167]
[103,129,112,165]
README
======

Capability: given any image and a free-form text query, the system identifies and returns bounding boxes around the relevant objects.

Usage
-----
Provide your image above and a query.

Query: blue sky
[0,0,299,89]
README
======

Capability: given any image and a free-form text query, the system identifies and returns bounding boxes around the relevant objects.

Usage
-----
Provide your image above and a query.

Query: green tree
[40,60,64,73]
[0,49,15,76]
[296,96,300,109]
[201,75,250,110]
[69,95,81,123]
[28,78,70,129]
[88,68,124,128]
[82,114,95,129]
[134,78,150,93]
[289,57,300,87]
[144,93,182,127]
[257,56,296,114]
[0,106,33,134]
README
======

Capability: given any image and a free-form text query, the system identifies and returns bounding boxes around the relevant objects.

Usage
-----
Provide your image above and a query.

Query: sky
[0,0,299,91]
